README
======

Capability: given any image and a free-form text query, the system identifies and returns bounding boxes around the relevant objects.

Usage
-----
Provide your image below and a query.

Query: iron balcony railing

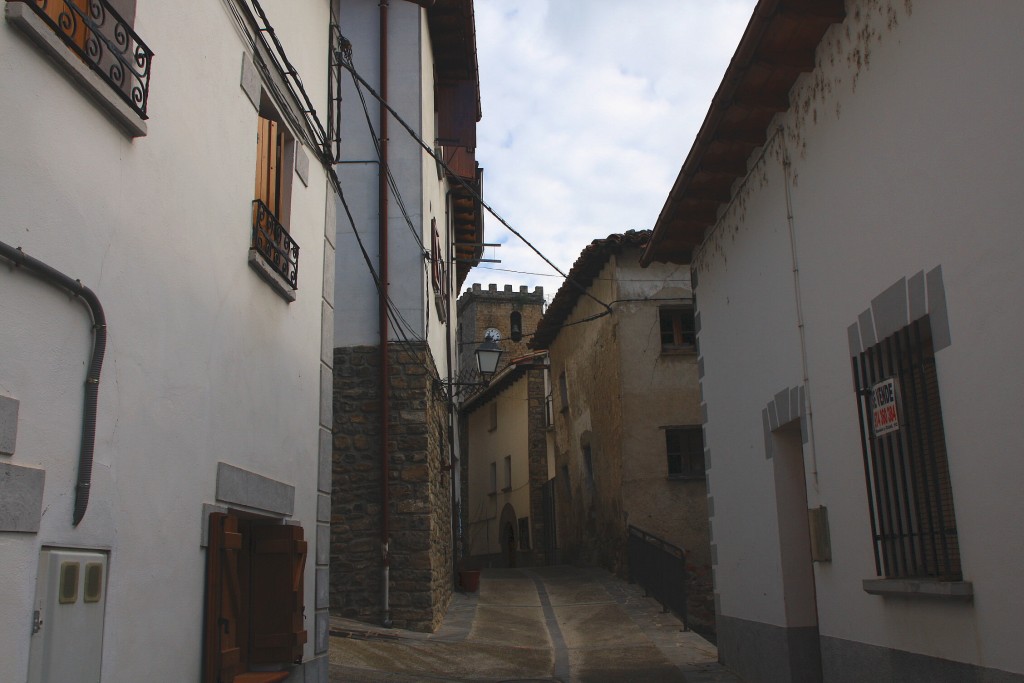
[627,525,688,629]
[16,0,153,118]
[251,200,299,289]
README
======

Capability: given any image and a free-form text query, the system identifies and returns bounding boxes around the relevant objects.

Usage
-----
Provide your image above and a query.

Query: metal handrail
[16,0,154,118]
[627,525,688,629]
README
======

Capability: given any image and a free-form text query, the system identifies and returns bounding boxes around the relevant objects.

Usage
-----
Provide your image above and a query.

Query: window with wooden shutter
[203,513,244,683]
[430,218,449,321]
[203,513,307,683]
[43,0,89,51]
[659,306,696,352]
[249,523,307,665]
[255,116,286,222]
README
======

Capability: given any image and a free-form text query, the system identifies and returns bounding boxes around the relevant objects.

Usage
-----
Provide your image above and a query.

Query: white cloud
[466,0,758,297]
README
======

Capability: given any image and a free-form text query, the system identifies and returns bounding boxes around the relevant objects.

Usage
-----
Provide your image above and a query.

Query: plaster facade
[535,235,712,633]
[329,0,482,632]
[457,283,551,569]
[648,1,1024,680]
[0,0,335,680]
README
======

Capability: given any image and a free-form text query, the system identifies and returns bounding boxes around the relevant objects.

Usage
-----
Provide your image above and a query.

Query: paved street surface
[328,565,743,682]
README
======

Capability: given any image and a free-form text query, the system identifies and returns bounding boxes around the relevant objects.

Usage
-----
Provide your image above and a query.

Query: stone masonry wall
[526,369,550,565]
[331,343,453,632]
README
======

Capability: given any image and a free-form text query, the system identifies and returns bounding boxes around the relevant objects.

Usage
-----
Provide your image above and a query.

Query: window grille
[666,427,705,479]
[852,316,961,580]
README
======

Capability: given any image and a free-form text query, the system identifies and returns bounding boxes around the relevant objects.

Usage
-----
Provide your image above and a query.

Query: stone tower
[455,283,545,379]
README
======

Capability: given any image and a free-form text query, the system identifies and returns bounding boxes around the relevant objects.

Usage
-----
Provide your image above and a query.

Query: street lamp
[474,337,503,382]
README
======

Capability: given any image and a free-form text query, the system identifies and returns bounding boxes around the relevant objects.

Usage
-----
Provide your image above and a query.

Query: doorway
[771,420,823,683]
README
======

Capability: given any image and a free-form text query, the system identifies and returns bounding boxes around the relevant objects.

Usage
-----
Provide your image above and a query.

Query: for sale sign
[871,377,900,436]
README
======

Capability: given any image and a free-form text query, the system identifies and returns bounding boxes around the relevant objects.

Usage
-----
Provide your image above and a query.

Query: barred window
[666,427,704,479]
[852,316,961,580]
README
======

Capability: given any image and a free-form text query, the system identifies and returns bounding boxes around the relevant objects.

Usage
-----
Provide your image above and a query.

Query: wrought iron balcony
[14,0,153,118]
[251,199,299,290]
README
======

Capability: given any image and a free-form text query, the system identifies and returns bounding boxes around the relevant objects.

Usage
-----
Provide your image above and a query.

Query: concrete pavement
[328,565,743,682]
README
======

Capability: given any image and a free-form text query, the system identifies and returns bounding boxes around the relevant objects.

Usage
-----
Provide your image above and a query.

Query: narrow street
[328,566,742,682]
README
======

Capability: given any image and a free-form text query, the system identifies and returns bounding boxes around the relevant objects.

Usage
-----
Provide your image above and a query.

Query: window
[488,462,496,495]
[582,445,594,489]
[852,316,961,581]
[518,517,530,551]
[430,218,449,321]
[203,513,307,683]
[42,0,88,50]
[488,401,497,431]
[666,427,705,479]
[503,455,512,492]
[7,0,153,134]
[660,306,695,352]
[558,371,569,413]
[250,111,300,298]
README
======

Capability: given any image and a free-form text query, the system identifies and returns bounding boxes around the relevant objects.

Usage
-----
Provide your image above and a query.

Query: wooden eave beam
[729,88,791,112]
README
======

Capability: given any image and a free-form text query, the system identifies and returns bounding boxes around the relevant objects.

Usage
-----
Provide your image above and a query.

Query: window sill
[667,474,706,481]
[501,486,512,493]
[249,249,297,302]
[5,1,147,138]
[660,347,698,357]
[235,672,291,683]
[862,578,973,600]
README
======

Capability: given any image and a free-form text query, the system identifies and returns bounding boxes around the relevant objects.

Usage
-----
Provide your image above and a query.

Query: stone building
[456,285,554,568]
[330,0,484,632]
[641,1,1024,680]
[530,230,713,634]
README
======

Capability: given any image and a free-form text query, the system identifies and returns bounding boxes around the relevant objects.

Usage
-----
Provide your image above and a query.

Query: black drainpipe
[0,240,107,527]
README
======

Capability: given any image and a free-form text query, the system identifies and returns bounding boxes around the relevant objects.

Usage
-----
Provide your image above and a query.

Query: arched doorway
[498,503,518,568]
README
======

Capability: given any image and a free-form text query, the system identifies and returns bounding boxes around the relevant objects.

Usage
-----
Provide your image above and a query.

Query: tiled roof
[641,0,845,265]
[529,230,651,350]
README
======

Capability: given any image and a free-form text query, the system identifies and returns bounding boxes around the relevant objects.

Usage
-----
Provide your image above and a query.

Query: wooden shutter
[203,513,244,683]
[45,0,90,50]
[255,116,284,219]
[249,523,307,665]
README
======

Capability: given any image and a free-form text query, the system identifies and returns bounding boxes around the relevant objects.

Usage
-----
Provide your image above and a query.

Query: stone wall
[526,369,552,565]
[331,343,453,632]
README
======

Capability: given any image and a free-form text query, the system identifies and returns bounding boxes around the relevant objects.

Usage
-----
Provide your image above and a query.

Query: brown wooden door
[249,523,307,665]
[204,513,244,683]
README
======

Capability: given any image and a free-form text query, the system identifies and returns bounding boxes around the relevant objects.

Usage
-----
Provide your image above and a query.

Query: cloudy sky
[464,0,758,297]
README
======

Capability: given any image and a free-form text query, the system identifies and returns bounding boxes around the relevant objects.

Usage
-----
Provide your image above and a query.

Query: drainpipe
[0,240,106,527]
[378,0,393,629]
[445,190,459,588]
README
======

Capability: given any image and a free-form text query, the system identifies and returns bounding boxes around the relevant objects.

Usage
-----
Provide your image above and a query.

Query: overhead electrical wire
[335,45,615,318]
[348,56,427,254]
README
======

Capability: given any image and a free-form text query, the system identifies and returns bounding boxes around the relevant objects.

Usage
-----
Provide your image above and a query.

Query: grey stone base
[820,635,1024,683]
[717,614,1023,683]
[716,614,821,683]
[283,655,328,683]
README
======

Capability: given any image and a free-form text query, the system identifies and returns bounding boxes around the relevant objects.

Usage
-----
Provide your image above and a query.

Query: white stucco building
[0,0,336,680]
[643,1,1024,681]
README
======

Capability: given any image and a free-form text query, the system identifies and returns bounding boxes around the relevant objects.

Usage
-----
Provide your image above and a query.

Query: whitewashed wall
[0,0,331,680]
[333,0,454,384]
[694,0,1024,677]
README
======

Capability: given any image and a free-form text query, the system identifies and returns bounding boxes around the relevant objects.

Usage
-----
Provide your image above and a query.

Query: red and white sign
[871,378,900,436]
